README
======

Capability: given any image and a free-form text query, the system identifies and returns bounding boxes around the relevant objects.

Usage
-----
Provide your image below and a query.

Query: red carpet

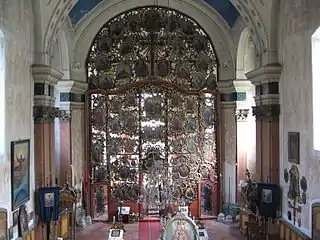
[139,219,161,240]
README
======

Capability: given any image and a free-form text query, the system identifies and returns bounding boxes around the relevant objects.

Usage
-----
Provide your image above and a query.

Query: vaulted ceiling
[69,0,239,28]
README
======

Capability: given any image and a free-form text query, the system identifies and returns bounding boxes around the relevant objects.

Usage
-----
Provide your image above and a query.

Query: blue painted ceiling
[69,0,239,28]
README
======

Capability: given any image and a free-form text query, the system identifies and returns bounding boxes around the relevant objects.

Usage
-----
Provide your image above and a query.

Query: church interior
[0,0,320,239]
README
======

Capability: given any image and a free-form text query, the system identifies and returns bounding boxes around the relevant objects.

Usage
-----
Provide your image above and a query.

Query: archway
[85,6,220,220]
[235,27,257,202]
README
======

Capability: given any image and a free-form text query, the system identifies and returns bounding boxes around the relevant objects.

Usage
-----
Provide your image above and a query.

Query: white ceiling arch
[44,0,270,68]
[70,0,238,82]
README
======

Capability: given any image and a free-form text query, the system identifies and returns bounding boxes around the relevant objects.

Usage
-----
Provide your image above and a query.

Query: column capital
[245,63,282,86]
[236,109,250,121]
[33,106,71,124]
[252,104,280,122]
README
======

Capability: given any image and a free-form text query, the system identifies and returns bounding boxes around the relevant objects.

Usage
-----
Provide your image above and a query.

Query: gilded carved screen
[87,7,218,203]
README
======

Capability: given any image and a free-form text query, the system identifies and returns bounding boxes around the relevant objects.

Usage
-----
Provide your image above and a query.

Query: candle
[113,216,115,224]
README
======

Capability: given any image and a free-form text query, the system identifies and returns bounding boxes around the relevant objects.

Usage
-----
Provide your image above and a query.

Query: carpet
[139,220,161,240]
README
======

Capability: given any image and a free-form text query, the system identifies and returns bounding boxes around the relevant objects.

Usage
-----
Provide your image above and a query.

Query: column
[234,80,256,202]
[217,80,237,210]
[33,65,63,187]
[246,64,281,184]
[55,80,87,188]
[32,65,65,240]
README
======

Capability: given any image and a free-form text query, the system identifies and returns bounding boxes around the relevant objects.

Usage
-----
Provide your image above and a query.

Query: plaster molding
[32,65,64,85]
[60,101,85,111]
[70,0,236,82]
[34,95,55,107]
[245,63,282,86]
[229,0,268,56]
[233,80,253,92]
[44,0,77,57]
[56,80,88,94]
[220,101,237,110]
[217,80,236,94]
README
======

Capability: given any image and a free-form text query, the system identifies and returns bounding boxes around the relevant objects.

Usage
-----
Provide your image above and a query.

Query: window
[312,27,320,152]
[0,30,4,163]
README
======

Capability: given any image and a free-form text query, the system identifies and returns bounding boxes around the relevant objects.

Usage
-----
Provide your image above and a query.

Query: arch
[50,29,71,79]
[46,0,269,66]
[71,0,236,82]
[236,27,258,79]
[0,29,5,164]
[86,6,220,218]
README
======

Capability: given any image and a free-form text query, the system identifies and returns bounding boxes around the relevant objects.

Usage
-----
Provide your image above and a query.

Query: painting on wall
[11,139,30,210]
[288,132,300,164]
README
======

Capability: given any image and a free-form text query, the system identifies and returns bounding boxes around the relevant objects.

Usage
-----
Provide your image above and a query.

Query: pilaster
[55,80,87,187]
[246,63,282,184]
[217,80,237,207]
[233,80,256,202]
[32,65,64,188]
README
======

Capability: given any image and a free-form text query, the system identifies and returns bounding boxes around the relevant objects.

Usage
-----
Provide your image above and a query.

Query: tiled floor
[76,220,245,240]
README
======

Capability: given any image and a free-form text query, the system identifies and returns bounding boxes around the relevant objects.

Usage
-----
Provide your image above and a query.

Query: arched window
[312,27,320,152]
[0,30,5,163]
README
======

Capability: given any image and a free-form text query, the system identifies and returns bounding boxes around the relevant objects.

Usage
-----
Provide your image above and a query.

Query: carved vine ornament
[33,106,71,123]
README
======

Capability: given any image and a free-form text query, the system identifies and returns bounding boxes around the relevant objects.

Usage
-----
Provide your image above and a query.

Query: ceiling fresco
[69,0,239,27]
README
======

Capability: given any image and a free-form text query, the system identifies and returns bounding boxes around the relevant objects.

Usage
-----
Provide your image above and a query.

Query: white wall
[279,0,320,236]
[0,0,35,227]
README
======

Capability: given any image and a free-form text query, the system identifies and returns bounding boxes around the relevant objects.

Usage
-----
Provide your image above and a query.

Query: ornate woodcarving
[87,6,219,208]
[252,104,280,121]
[236,109,249,121]
[33,106,71,123]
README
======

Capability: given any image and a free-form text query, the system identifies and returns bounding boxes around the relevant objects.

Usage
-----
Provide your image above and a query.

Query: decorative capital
[33,106,72,123]
[33,106,59,123]
[57,110,72,122]
[236,109,250,121]
[252,104,280,121]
